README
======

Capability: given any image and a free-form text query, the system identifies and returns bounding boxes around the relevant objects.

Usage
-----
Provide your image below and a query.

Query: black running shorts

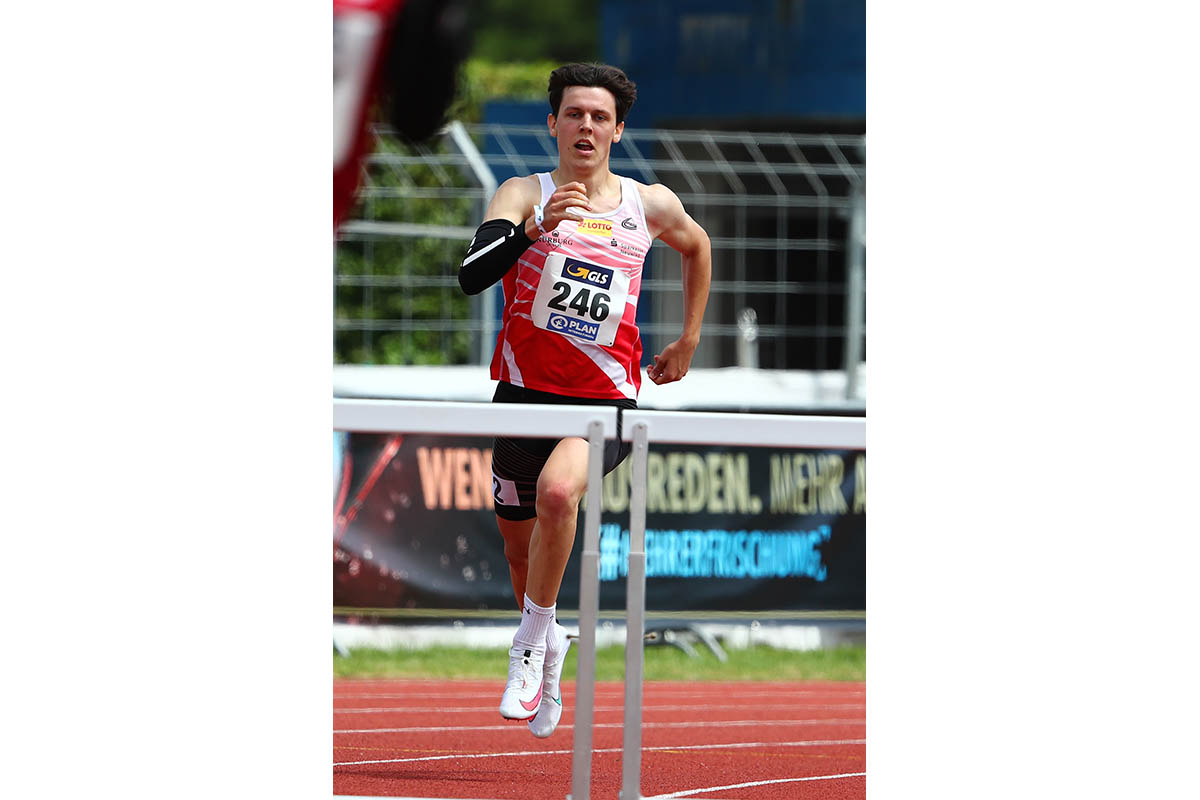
[490,381,635,521]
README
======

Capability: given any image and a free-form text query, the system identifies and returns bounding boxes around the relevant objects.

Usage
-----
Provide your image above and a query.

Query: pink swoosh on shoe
[520,681,544,712]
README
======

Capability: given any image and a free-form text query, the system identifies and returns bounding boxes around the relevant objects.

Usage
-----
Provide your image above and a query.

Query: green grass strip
[334,608,865,620]
[334,643,864,682]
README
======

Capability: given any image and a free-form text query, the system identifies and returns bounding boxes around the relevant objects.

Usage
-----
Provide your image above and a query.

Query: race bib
[530,253,629,347]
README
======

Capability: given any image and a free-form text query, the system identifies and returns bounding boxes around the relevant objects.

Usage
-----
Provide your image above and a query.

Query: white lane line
[336,718,865,735]
[337,747,573,766]
[334,738,864,767]
[643,772,867,799]
[334,702,864,714]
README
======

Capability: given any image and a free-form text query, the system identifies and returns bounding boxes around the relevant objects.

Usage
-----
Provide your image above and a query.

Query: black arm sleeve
[458,219,535,295]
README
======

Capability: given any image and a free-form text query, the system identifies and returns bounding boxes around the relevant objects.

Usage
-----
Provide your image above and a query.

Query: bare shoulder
[635,181,682,215]
[502,174,542,198]
[485,174,542,222]
[635,182,687,238]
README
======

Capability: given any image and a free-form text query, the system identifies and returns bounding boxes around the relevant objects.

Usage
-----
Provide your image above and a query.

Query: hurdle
[593,410,867,800]
[332,398,866,800]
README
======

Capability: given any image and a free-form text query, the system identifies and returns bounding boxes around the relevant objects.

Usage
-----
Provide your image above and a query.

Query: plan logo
[548,313,600,341]
[563,258,613,288]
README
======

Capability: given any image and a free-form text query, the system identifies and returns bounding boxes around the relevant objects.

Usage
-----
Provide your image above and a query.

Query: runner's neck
[551,167,621,204]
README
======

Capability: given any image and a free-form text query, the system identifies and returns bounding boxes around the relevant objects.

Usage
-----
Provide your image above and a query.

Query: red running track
[334,678,865,799]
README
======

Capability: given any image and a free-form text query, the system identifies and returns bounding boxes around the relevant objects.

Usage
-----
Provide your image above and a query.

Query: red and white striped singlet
[489,172,652,400]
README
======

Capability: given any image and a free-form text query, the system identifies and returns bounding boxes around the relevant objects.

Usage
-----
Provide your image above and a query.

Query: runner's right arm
[458,177,591,295]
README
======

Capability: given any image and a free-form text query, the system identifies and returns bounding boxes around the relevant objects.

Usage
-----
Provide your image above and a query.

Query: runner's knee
[535,477,581,520]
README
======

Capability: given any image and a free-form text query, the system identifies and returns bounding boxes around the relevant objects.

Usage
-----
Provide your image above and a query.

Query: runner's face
[550,86,623,168]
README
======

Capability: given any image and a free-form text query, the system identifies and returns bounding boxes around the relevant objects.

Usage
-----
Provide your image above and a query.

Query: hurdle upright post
[568,417,608,800]
[620,421,650,800]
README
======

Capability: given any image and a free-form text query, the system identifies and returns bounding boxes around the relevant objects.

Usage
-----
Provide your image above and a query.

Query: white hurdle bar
[333,398,617,441]
[332,399,866,800]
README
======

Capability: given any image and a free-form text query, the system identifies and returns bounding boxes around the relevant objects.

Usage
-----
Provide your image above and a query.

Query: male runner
[458,63,711,738]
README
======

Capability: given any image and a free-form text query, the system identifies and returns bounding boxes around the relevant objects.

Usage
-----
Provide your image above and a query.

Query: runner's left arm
[647,186,711,385]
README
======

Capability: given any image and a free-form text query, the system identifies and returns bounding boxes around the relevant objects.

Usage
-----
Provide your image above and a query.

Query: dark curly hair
[547,63,638,124]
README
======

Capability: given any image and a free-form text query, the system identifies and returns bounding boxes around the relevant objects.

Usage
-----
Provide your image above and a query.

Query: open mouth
[574,141,595,153]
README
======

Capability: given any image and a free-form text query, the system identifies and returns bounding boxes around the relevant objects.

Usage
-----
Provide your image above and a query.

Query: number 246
[548,282,610,322]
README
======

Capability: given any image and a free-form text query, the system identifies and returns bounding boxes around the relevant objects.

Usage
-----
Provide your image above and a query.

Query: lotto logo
[577,219,613,237]
[549,313,600,341]
[563,259,613,288]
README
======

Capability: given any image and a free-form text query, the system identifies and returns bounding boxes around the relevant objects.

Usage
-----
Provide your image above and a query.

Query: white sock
[513,595,554,654]
[545,620,566,658]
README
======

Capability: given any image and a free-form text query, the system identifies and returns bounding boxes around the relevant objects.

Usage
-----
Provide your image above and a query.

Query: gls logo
[564,258,612,288]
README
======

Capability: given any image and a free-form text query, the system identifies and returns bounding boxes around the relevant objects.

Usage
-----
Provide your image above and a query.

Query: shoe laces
[507,648,538,690]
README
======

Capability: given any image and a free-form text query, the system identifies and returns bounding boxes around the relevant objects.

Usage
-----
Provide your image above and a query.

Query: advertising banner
[334,431,865,611]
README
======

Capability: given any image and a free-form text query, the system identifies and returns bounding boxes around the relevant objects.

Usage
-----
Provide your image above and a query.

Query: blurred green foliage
[335,134,478,365]
[466,0,600,64]
[448,58,560,123]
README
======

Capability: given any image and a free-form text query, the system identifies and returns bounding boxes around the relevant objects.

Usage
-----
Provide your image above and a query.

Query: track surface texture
[334,678,865,799]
